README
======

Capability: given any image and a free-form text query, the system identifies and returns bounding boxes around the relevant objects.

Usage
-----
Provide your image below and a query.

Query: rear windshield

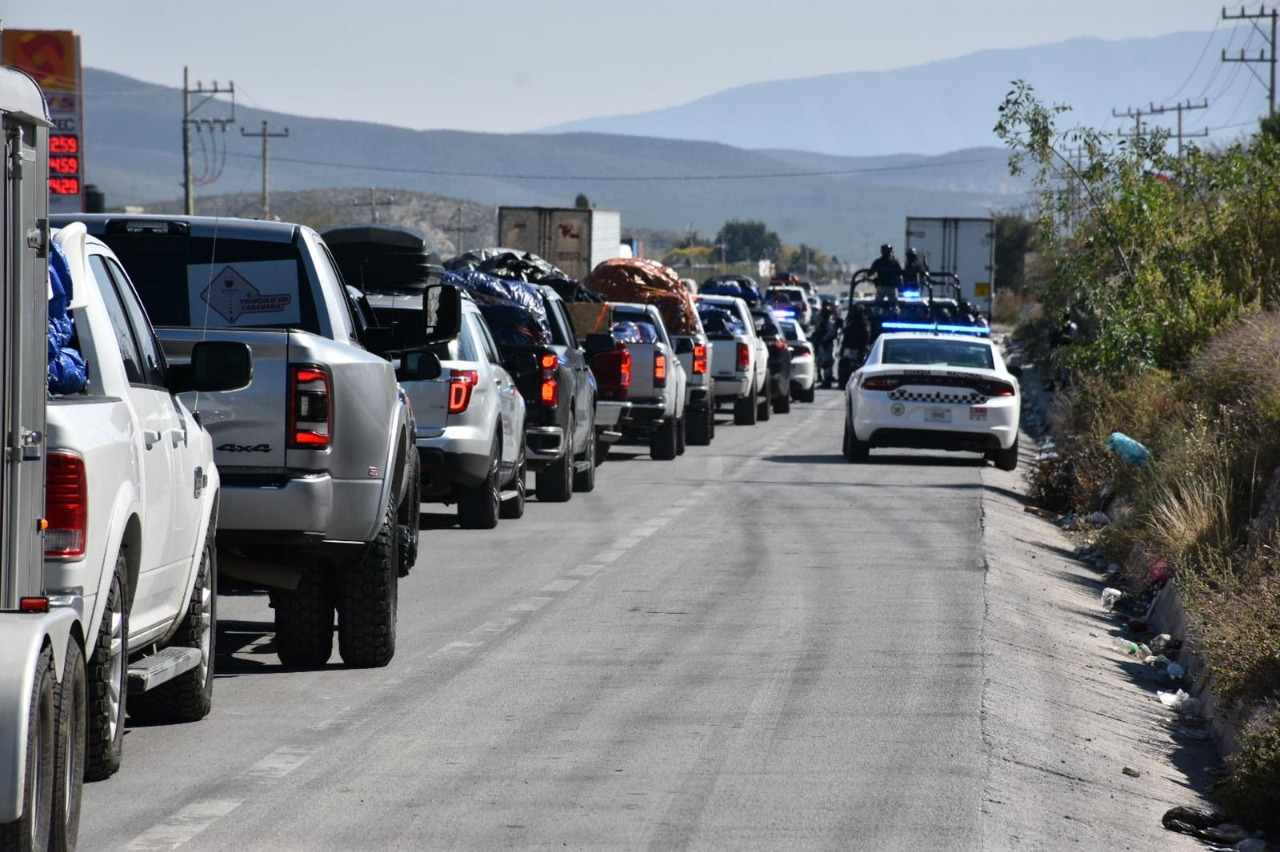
[99,234,320,334]
[881,338,995,369]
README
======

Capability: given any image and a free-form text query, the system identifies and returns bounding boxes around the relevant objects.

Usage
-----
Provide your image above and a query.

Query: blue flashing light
[880,321,991,337]
[773,308,797,319]
[880,321,934,332]
[900,289,922,299]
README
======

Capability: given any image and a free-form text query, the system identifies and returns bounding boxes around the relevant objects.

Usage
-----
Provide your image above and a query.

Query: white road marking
[542,578,581,592]
[435,640,484,655]
[613,537,641,549]
[476,616,521,632]
[593,550,626,563]
[125,799,243,850]
[510,596,553,612]
[567,563,604,578]
[244,746,318,780]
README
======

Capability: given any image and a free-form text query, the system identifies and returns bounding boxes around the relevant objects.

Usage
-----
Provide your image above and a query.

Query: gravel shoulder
[977,429,1217,848]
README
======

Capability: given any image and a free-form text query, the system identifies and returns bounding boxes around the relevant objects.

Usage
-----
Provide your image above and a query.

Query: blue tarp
[48,238,86,395]
[443,269,552,347]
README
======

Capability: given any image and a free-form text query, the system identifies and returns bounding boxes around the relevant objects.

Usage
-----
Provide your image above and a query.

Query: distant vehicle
[843,331,1020,469]
[496,207,623,280]
[777,318,816,403]
[700,274,763,307]
[904,216,995,315]
[696,295,771,424]
[606,303,689,460]
[765,285,811,330]
[750,307,794,415]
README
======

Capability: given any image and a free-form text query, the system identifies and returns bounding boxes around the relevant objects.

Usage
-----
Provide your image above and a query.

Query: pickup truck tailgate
[623,343,664,401]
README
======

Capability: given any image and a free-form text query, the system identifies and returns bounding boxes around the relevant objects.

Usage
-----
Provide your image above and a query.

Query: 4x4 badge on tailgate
[217,443,271,453]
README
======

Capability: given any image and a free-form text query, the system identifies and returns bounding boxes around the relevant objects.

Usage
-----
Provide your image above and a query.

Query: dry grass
[1145,461,1233,557]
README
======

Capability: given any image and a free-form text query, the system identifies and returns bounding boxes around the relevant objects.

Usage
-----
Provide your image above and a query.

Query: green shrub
[1218,703,1280,833]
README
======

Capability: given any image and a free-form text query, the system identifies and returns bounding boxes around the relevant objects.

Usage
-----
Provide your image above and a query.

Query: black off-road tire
[687,405,713,446]
[650,416,679,461]
[0,645,55,851]
[51,639,86,852]
[536,422,574,502]
[773,393,791,414]
[499,458,527,520]
[458,453,501,530]
[992,436,1020,472]
[338,502,399,668]
[85,562,127,781]
[128,540,216,724]
[397,451,420,577]
[734,386,758,426]
[573,425,597,492]
[272,568,335,668]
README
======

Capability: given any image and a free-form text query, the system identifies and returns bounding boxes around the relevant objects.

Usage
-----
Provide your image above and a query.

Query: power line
[1148,99,1211,156]
[240,120,290,219]
[183,66,235,215]
[1222,5,1278,113]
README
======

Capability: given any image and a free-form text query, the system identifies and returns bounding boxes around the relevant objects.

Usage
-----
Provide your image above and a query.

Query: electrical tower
[182,66,235,215]
[1222,5,1278,114]
[1112,105,1153,140]
[240,121,290,219]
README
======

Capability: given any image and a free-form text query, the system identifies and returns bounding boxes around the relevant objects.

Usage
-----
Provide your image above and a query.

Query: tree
[993,212,1036,294]
[574,193,591,209]
[714,220,781,263]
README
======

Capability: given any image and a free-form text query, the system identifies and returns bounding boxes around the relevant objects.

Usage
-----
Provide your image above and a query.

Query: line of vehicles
[0,68,830,849]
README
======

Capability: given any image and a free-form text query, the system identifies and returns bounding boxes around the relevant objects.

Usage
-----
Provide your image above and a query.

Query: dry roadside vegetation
[997,82,1280,831]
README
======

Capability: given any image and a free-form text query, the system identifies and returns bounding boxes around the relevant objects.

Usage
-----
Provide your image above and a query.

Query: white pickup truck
[45,225,251,782]
[695,294,771,425]
[607,303,688,460]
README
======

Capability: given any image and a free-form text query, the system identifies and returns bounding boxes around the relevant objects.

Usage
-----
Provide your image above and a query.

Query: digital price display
[47,134,82,195]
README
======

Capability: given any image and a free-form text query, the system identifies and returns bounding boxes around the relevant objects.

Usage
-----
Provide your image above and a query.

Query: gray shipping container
[497,206,622,280]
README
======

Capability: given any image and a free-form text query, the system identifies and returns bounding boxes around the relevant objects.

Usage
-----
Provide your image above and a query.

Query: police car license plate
[924,408,951,424]
[970,407,988,422]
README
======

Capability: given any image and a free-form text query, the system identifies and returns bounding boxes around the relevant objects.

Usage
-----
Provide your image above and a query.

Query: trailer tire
[0,645,55,851]
[338,500,399,668]
[128,538,215,724]
[272,567,335,668]
[51,639,86,852]
[85,561,127,781]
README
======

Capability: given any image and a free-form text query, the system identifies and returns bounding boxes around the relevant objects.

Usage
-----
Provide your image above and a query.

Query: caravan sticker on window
[188,261,301,326]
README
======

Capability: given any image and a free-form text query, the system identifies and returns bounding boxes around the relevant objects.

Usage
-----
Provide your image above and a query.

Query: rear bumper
[525,425,566,462]
[594,400,631,443]
[216,472,383,545]
[712,374,750,401]
[621,401,668,435]
[418,445,491,495]
[686,385,712,409]
[864,427,1005,452]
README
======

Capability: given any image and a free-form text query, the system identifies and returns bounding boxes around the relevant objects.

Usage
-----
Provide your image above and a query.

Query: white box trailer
[904,217,996,314]
[1,64,87,850]
[496,206,622,280]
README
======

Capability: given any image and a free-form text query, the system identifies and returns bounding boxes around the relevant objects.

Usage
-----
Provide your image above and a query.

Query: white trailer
[904,217,996,314]
[496,206,622,280]
[1,65,87,851]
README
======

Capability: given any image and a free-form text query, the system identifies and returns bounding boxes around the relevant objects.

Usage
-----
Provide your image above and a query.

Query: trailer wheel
[272,566,335,668]
[86,560,127,781]
[338,499,399,668]
[51,639,86,852]
[129,538,216,723]
[0,645,55,851]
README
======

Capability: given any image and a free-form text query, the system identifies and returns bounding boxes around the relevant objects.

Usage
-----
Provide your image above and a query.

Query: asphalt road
[82,389,997,851]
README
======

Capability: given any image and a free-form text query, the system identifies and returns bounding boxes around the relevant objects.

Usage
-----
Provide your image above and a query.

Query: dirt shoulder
[977,432,1217,848]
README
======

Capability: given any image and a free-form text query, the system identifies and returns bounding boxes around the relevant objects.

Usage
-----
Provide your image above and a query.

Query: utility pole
[240,121,290,219]
[1147,100,1209,158]
[1223,5,1279,114]
[451,206,478,253]
[354,187,395,223]
[182,66,235,215]
[1112,105,1153,140]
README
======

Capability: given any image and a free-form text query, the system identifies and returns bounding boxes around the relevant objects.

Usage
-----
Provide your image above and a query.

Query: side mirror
[170,341,253,394]
[673,337,695,355]
[398,350,442,381]
[422,283,462,344]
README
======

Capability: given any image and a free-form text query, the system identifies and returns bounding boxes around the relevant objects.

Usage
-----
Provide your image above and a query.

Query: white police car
[842,326,1021,470]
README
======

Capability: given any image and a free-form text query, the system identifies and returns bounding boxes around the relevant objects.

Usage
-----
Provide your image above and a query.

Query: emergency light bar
[880,321,991,337]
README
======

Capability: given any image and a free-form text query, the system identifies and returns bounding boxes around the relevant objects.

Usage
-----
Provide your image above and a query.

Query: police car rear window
[882,339,994,369]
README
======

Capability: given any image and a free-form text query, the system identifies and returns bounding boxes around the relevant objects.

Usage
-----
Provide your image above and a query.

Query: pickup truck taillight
[45,451,87,559]
[654,353,668,388]
[592,346,631,401]
[736,342,751,371]
[693,344,708,375]
[539,353,559,407]
[448,369,479,413]
[289,365,331,449]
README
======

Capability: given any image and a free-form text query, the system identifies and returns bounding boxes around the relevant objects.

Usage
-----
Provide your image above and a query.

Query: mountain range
[80,30,1231,260]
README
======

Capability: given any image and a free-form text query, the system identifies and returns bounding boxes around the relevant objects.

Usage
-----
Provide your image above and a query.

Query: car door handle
[142,429,162,449]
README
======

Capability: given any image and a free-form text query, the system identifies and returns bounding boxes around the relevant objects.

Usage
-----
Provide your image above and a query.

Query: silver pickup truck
[54,215,420,671]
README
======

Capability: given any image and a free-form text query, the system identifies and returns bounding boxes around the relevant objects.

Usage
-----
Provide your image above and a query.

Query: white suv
[371,291,528,528]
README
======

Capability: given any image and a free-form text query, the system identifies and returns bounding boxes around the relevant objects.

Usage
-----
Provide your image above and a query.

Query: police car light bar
[881,321,991,337]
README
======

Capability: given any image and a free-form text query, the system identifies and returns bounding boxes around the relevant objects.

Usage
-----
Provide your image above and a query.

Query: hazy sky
[3,1,1237,133]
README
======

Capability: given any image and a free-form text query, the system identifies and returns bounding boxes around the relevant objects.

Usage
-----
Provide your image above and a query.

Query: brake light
[693,343,708,375]
[978,380,1017,397]
[654,353,668,388]
[790,343,812,357]
[19,597,50,613]
[861,375,903,391]
[289,365,331,449]
[736,342,750,370]
[45,452,86,559]
[769,338,788,351]
[619,348,631,389]
[540,352,559,407]
[448,369,479,413]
